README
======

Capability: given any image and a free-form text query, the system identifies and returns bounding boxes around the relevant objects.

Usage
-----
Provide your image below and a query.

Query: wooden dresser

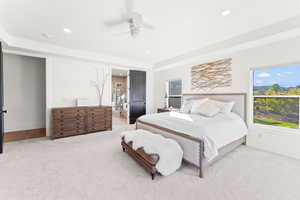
[157,108,170,113]
[52,106,112,139]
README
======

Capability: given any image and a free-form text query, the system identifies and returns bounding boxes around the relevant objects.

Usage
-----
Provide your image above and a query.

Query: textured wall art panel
[191,58,232,90]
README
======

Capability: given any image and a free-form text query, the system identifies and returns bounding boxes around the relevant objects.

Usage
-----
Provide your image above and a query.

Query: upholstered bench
[121,136,160,180]
[121,129,183,180]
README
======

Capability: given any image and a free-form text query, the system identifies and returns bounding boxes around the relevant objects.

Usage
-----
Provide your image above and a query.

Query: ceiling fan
[104,0,154,37]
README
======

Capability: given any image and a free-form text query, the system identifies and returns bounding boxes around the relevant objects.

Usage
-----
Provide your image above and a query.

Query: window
[252,65,300,129]
[167,80,182,109]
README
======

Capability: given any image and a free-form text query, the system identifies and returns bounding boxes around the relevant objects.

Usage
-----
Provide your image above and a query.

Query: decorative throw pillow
[196,100,221,117]
[190,98,209,114]
[209,100,235,114]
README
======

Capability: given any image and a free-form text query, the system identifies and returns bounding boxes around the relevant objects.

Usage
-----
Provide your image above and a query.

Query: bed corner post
[199,140,204,178]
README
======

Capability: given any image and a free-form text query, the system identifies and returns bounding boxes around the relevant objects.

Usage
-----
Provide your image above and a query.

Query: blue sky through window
[254,65,300,87]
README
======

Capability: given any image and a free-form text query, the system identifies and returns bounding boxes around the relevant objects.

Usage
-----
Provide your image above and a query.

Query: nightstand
[157,108,170,113]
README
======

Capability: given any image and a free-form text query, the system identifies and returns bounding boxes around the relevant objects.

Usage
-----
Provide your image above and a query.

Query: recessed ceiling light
[221,9,231,16]
[146,50,151,54]
[41,33,53,39]
[63,28,72,33]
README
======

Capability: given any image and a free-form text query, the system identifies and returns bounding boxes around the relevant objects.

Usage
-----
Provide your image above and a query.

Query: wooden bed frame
[136,93,247,178]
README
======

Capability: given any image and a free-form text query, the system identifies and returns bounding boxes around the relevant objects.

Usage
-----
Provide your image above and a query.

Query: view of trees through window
[253,65,300,129]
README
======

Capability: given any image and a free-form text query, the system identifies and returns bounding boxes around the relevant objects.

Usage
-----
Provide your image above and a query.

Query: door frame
[129,70,147,124]
[0,42,3,153]
[2,49,51,137]
[110,67,150,124]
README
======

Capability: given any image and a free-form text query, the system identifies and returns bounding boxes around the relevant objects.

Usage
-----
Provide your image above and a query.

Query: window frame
[166,79,182,109]
[250,66,300,133]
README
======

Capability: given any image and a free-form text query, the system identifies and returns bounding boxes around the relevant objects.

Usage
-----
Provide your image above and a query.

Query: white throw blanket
[121,129,183,176]
[138,112,248,162]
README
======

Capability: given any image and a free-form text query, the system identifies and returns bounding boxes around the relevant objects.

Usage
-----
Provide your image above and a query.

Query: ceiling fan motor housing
[129,21,139,37]
[128,14,142,36]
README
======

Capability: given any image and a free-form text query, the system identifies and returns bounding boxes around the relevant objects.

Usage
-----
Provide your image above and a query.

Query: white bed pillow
[196,100,221,117]
[190,98,209,114]
[209,99,235,114]
[180,101,193,113]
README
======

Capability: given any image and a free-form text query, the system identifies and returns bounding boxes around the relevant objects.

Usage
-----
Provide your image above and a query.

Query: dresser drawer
[87,107,104,114]
[53,128,86,138]
[87,123,106,132]
[53,122,85,131]
[53,116,84,124]
[53,109,86,120]
[86,116,105,124]
[105,108,112,116]
[105,121,112,130]
[89,109,105,115]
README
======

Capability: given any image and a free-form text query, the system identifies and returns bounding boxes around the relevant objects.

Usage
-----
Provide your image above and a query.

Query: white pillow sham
[195,100,221,117]
[189,98,209,114]
[209,99,235,114]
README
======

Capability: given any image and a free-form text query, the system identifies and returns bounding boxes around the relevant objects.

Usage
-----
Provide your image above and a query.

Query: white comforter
[122,129,183,176]
[138,112,248,161]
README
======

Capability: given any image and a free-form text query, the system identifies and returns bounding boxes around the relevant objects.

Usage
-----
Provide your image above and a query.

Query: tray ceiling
[0,0,300,66]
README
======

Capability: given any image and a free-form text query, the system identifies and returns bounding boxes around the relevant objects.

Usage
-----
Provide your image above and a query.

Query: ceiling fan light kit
[104,0,154,37]
[129,19,140,37]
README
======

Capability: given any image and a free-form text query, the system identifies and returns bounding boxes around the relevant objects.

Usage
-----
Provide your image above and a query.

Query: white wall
[153,35,300,160]
[45,56,153,136]
[3,53,46,132]
[50,56,112,107]
[146,68,154,114]
[46,56,112,136]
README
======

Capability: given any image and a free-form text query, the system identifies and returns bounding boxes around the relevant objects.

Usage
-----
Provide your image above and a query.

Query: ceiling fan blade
[125,0,134,13]
[111,30,131,36]
[142,22,155,30]
[103,18,127,27]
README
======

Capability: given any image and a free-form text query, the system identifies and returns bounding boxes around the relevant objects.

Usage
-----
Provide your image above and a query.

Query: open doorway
[3,53,46,143]
[111,68,129,126]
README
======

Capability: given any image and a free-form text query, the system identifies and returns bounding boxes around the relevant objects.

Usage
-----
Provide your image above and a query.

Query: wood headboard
[182,93,247,122]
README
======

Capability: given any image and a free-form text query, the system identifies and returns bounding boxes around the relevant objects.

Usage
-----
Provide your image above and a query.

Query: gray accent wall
[3,53,46,132]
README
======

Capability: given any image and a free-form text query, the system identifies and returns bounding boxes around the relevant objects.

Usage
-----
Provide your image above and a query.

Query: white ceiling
[1,0,300,66]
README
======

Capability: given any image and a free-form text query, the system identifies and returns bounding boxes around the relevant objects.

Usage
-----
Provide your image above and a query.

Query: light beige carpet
[0,121,300,200]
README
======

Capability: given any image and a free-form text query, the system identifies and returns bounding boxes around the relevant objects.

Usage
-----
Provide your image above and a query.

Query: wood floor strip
[4,128,46,143]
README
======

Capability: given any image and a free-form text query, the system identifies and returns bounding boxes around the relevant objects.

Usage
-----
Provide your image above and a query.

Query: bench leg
[199,167,203,178]
[151,173,155,180]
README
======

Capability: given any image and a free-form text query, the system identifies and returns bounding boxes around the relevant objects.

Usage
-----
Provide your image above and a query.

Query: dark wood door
[129,70,146,124]
[0,42,5,153]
